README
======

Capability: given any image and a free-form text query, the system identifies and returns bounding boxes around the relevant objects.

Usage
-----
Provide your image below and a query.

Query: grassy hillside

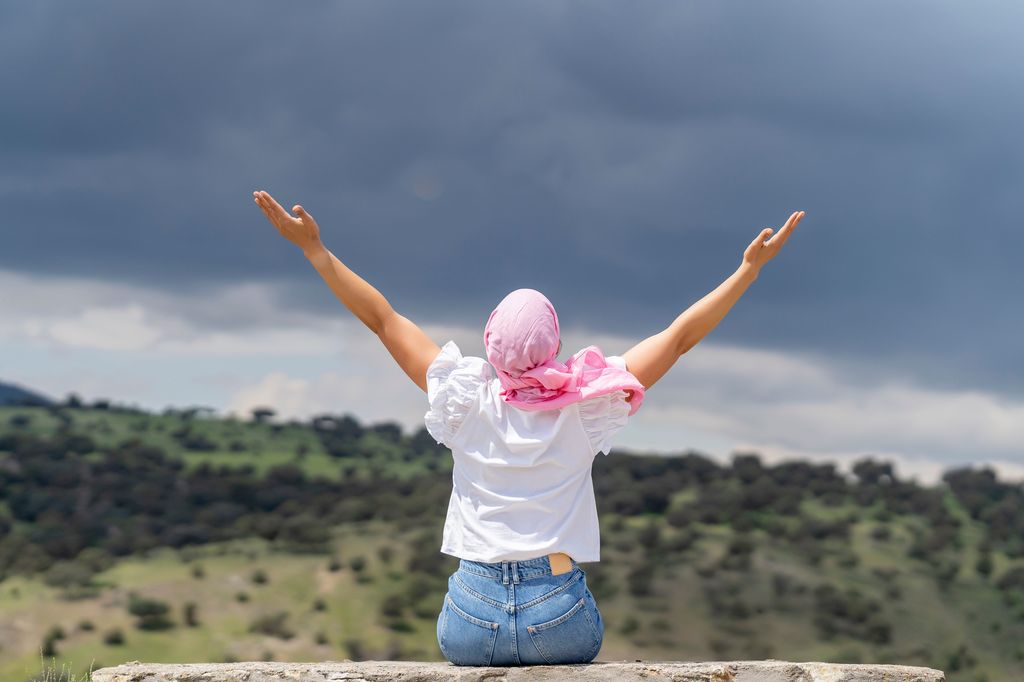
[1,403,1022,682]
[0,383,53,408]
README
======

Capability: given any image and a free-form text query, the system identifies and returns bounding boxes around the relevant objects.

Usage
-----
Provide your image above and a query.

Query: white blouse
[423,340,633,563]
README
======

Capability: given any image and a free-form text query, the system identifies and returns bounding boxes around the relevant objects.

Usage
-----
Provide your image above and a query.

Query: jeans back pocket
[438,594,500,666]
[526,595,602,664]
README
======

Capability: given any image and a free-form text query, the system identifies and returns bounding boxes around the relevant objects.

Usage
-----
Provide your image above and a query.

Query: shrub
[344,638,366,661]
[127,594,175,630]
[627,564,655,596]
[184,601,200,627]
[381,594,404,618]
[103,627,125,645]
[249,611,295,640]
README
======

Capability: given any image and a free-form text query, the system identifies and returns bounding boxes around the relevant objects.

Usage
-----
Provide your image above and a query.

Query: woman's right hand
[742,210,805,272]
[253,189,323,253]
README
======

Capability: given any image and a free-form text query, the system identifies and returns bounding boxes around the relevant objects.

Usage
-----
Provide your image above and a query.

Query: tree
[251,407,276,424]
[127,593,175,630]
[184,601,200,627]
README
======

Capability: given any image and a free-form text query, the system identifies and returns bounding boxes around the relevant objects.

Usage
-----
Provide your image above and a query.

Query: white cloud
[0,269,341,356]
[29,304,162,351]
[3,267,1023,485]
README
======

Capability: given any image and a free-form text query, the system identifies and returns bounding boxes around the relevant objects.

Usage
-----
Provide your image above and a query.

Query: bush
[41,636,58,657]
[249,611,295,640]
[278,513,331,550]
[976,552,993,577]
[870,524,892,541]
[638,520,661,551]
[627,564,655,596]
[344,638,366,661]
[184,601,200,627]
[103,627,125,645]
[127,594,175,630]
[43,560,96,589]
[385,618,415,632]
[381,594,405,618]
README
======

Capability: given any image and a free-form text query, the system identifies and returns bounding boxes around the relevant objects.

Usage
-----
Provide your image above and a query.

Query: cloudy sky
[2,1,1022,484]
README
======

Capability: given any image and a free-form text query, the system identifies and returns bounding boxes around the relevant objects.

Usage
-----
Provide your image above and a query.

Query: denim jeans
[436,554,604,666]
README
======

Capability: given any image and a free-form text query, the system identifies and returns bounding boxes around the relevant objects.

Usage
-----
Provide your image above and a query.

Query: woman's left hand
[742,210,805,272]
[253,189,323,253]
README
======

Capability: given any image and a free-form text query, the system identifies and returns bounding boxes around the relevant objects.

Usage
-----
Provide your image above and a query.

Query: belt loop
[512,560,520,584]
[502,561,509,585]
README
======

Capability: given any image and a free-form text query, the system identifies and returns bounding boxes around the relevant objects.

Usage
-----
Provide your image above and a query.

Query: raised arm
[253,190,440,393]
[621,211,805,397]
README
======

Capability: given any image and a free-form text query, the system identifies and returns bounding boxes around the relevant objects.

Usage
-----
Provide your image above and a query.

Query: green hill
[0,382,54,408]
[1,403,1022,682]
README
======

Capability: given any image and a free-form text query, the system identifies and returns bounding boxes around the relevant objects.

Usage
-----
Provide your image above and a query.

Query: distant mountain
[0,380,55,406]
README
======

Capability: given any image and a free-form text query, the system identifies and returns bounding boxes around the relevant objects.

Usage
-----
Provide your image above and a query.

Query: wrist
[738,261,760,281]
[302,241,327,261]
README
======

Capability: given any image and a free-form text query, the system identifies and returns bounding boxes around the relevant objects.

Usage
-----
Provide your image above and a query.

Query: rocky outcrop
[91,659,945,682]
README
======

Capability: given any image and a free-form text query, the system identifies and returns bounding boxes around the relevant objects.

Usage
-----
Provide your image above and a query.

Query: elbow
[371,307,398,337]
[675,332,696,357]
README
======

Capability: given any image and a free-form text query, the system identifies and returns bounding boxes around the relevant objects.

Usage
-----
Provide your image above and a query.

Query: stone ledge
[91,659,946,682]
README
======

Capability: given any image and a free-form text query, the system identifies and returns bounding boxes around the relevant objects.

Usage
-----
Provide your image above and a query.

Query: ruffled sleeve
[423,340,492,447]
[578,354,633,456]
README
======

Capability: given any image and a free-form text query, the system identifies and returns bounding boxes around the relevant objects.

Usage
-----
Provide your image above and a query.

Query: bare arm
[621,210,805,397]
[253,190,440,393]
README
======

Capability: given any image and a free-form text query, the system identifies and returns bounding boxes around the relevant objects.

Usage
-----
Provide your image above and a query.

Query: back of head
[483,288,646,416]
[483,288,560,379]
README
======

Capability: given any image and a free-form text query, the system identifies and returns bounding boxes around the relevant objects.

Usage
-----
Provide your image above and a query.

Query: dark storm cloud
[2,1,1022,397]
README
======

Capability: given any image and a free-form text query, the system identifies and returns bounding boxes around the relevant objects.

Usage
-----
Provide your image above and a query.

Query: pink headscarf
[483,288,645,416]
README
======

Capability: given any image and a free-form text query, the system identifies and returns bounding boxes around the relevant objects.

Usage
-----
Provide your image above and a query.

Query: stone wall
[92,659,946,682]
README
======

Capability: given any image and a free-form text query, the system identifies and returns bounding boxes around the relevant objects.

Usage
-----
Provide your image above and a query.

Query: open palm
[742,210,805,271]
[252,189,322,252]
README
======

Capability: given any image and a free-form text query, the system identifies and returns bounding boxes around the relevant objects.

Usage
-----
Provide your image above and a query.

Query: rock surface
[91,659,946,682]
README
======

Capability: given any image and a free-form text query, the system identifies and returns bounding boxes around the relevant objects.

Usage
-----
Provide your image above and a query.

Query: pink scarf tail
[498,345,645,416]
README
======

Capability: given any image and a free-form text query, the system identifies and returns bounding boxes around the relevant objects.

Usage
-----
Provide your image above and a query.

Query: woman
[253,189,805,665]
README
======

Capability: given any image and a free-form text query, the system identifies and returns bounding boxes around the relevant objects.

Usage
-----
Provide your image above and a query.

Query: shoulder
[424,341,493,447]
[577,356,633,456]
[578,393,631,457]
[427,341,493,387]
[602,355,634,403]
[427,340,488,372]
[605,354,627,371]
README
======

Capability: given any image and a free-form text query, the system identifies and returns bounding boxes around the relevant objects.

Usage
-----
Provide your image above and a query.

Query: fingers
[750,227,773,251]
[253,192,274,222]
[261,190,292,221]
[766,210,805,248]
[252,190,295,229]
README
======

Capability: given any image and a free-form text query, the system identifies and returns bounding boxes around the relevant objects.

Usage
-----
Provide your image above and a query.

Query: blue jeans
[436,555,605,666]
